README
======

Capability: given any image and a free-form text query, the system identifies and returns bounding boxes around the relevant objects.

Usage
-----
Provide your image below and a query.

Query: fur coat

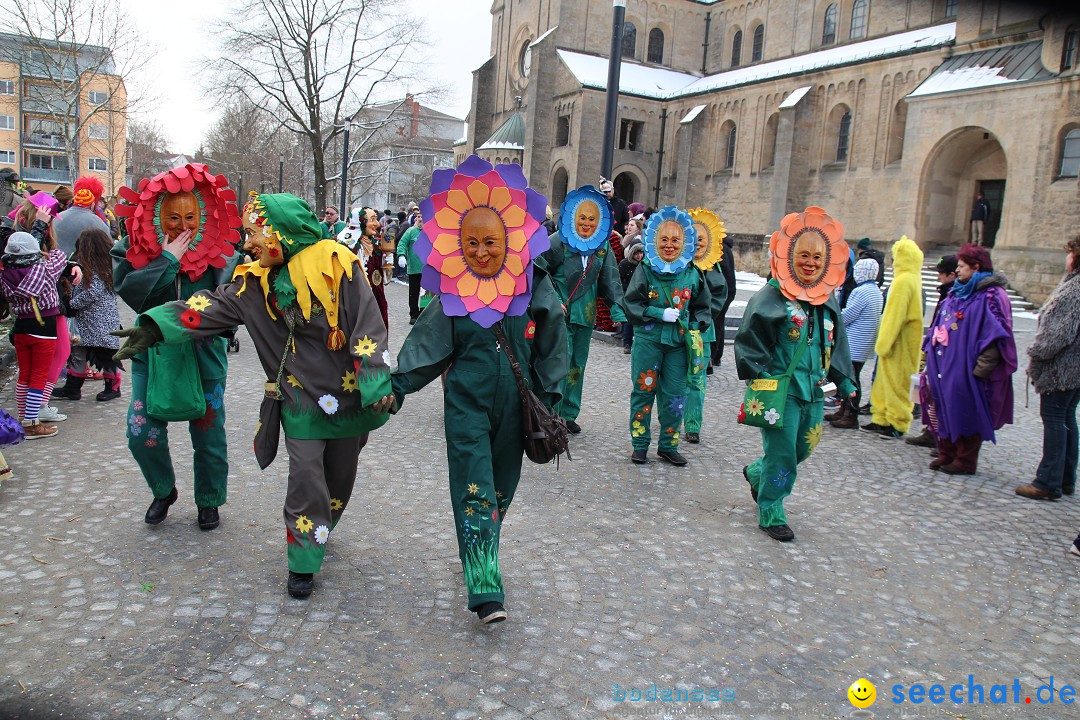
[1028,270,1080,395]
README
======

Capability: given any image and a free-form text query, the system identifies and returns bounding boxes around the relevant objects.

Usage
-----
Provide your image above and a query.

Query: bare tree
[125,119,170,186]
[204,0,433,210]
[0,0,152,189]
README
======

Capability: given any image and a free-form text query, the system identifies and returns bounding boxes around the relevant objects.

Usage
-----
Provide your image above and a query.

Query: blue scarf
[950,270,992,300]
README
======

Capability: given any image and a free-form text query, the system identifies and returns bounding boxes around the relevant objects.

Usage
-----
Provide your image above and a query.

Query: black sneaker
[760,524,795,542]
[686,432,700,444]
[743,465,757,502]
[144,487,178,525]
[476,601,507,624]
[630,449,649,464]
[287,571,314,598]
[657,450,688,466]
[96,388,122,402]
[565,420,581,434]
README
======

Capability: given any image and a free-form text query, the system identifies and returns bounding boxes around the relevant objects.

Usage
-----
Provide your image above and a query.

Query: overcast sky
[117,0,493,154]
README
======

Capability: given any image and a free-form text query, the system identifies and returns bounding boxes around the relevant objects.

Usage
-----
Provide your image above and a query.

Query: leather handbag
[492,322,571,465]
[738,338,808,430]
[254,324,295,470]
[146,342,206,421]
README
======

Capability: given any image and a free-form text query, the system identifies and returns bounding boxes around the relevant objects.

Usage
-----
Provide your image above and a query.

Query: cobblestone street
[0,282,1076,720]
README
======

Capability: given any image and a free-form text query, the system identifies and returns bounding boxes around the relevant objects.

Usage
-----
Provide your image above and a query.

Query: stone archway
[916,127,1007,248]
[550,166,569,209]
[612,165,649,205]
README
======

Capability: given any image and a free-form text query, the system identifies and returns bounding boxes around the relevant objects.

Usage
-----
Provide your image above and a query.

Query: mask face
[160,192,201,240]
[364,209,380,236]
[656,219,685,262]
[575,200,600,240]
[694,223,710,261]
[242,212,283,268]
[791,230,827,285]
[460,206,507,278]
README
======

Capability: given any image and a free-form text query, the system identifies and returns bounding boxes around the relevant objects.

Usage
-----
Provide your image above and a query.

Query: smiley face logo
[847,678,876,709]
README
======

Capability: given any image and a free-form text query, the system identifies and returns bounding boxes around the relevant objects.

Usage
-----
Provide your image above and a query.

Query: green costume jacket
[734,279,857,401]
[112,237,240,381]
[541,232,627,327]
[320,221,346,239]
[699,265,730,344]
[140,250,391,439]
[396,225,423,274]
[392,272,567,411]
[622,261,712,347]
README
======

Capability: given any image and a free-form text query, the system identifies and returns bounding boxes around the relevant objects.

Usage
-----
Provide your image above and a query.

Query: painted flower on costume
[186,295,212,312]
[636,369,658,391]
[804,423,823,452]
[415,155,550,328]
[689,208,726,271]
[318,394,339,414]
[330,498,344,511]
[770,205,847,305]
[116,163,241,282]
[313,525,329,544]
[180,310,201,328]
[558,185,612,255]
[745,397,765,416]
[296,515,314,534]
[642,206,696,275]
[763,407,781,425]
[354,336,378,358]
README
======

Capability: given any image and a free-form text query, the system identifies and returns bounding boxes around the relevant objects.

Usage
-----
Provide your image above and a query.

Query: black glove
[111,323,164,361]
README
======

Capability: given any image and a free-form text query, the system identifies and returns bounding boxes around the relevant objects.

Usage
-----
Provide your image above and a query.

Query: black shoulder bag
[491,321,571,466]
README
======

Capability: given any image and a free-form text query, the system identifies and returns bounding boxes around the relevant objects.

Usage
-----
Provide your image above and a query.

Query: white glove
[662,308,680,323]
[397,255,407,268]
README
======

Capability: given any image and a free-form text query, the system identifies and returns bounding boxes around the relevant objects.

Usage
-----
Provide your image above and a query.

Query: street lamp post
[600,0,626,180]
[340,126,350,215]
[278,153,284,193]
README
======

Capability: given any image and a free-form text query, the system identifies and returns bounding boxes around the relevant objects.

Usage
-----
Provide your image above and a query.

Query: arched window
[724,122,737,169]
[886,100,906,165]
[850,0,868,40]
[822,4,838,46]
[762,113,779,169]
[1059,128,1080,177]
[647,28,665,64]
[1062,25,1079,71]
[731,30,743,67]
[622,22,637,59]
[752,25,765,62]
[836,110,852,162]
[551,167,569,207]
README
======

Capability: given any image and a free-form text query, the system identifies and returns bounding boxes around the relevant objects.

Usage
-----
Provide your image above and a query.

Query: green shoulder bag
[146,342,207,421]
[738,338,808,430]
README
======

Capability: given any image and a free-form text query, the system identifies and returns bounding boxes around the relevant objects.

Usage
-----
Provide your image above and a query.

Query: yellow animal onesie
[868,236,924,434]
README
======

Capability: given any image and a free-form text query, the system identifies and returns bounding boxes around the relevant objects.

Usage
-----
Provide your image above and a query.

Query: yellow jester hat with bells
[237,192,360,350]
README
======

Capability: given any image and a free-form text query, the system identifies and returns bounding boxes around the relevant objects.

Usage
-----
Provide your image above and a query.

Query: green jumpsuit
[391,274,567,611]
[541,232,626,423]
[112,238,239,509]
[622,261,712,452]
[734,280,856,527]
[684,265,730,435]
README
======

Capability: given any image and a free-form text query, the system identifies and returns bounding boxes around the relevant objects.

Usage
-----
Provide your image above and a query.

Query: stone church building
[462,0,1080,302]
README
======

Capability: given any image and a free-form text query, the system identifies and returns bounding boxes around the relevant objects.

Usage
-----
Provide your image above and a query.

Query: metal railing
[21,133,66,149]
[20,167,72,183]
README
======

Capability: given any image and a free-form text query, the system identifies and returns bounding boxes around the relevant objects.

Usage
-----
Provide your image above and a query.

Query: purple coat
[922,273,1016,443]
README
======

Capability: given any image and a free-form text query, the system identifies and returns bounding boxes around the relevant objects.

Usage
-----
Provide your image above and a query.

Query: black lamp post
[600,0,626,180]
[278,153,284,193]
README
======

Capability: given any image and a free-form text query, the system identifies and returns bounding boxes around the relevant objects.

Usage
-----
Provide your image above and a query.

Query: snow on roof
[779,86,813,109]
[530,26,558,47]
[558,22,955,100]
[907,40,1054,98]
[680,104,707,124]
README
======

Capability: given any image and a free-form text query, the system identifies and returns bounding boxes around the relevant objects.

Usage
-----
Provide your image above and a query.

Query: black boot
[287,571,314,598]
[145,486,178,525]
[55,376,85,401]
[96,377,121,402]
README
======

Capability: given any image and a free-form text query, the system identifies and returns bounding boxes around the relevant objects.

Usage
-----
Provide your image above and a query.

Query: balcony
[21,167,72,184]
[22,133,67,149]
[20,98,78,117]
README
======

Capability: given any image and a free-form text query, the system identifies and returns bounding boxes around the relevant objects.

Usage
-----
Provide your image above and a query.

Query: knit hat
[935,254,958,275]
[853,258,878,284]
[4,231,40,256]
[246,193,324,260]
[956,243,993,272]
[72,176,103,208]
[856,237,872,250]
[599,177,614,193]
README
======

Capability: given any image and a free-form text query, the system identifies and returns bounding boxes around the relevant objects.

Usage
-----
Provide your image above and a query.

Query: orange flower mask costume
[115,192,391,598]
[734,206,857,541]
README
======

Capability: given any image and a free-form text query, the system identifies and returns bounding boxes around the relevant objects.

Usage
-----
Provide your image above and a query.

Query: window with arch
[752,25,765,62]
[622,22,637,59]
[850,0,868,40]
[822,4,838,46]
[647,28,664,64]
[1059,127,1080,178]
[1062,25,1079,71]
[731,30,743,67]
[551,167,569,207]
[944,0,958,19]
[886,100,906,165]
[762,113,779,169]
[721,121,737,169]
[836,110,852,162]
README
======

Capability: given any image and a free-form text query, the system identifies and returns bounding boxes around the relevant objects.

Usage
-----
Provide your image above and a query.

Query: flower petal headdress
[116,163,242,282]
[558,185,612,255]
[769,205,847,304]
[415,155,549,328]
[642,205,696,275]
[689,208,726,272]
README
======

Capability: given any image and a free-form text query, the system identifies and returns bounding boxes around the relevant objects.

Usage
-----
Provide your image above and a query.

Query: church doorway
[614,172,637,204]
[916,127,1007,249]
